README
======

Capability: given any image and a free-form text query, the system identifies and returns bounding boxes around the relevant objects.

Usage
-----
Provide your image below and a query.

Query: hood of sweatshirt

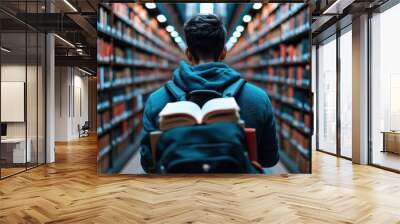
[171,60,241,93]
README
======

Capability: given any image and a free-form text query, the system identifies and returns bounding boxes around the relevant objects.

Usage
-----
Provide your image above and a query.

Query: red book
[245,128,257,162]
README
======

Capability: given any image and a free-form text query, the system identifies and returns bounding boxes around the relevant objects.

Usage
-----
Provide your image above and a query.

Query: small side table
[381,131,400,154]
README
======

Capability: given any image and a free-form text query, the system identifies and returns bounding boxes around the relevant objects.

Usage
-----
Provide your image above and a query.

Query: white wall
[54,66,89,141]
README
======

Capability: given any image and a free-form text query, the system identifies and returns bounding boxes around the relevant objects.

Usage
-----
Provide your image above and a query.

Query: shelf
[98,24,177,62]
[233,3,307,55]
[274,111,312,136]
[269,92,312,113]
[97,101,111,112]
[279,128,310,159]
[97,75,168,92]
[278,150,301,173]
[110,9,172,54]
[233,53,310,70]
[106,137,142,173]
[97,106,143,137]
[98,59,175,70]
[247,74,310,90]
[229,23,310,64]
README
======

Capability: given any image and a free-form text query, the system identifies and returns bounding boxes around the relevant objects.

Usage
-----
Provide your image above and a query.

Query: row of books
[98,114,143,173]
[233,39,309,67]
[261,82,312,113]
[249,66,311,88]
[98,5,180,64]
[227,3,312,173]
[97,3,182,173]
[232,3,306,55]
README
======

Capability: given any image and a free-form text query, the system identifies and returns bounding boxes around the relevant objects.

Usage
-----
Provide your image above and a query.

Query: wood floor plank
[0,135,399,223]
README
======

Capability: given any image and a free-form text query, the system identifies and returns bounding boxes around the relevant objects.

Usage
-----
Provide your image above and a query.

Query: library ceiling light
[233,31,241,38]
[145,3,156,9]
[174,36,182,43]
[54,34,75,48]
[171,31,179,38]
[63,0,78,12]
[236,25,244,32]
[243,15,252,23]
[166,25,175,32]
[1,47,11,53]
[253,3,263,10]
[157,14,167,23]
[199,3,214,14]
[78,67,93,76]
[230,37,237,43]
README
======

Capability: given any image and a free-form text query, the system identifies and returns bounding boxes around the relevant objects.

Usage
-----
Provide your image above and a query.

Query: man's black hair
[183,14,227,62]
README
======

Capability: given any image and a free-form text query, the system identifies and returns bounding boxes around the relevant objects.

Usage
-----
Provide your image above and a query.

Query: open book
[159,97,241,131]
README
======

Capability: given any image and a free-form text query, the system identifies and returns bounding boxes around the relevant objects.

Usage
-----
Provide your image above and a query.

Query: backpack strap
[165,80,186,101]
[165,78,247,101]
[223,78,247,98]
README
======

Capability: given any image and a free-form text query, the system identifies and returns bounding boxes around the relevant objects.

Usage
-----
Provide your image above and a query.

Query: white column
[352,14,369,164]
[46,33,55,163]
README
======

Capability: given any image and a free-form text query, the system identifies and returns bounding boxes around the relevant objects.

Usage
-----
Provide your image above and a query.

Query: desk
[382,131,400,154]
[1,138,32,164]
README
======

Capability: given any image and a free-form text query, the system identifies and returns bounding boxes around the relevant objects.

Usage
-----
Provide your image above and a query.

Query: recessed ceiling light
[166,25,175,32]
[157,14,167,23]
[236,25,244,32]
[174,36,182,43]
[233,31,241,38]
[253,3,263,10]
[171,31,179,38]
[243,15,252,23]
[145,3,156,9]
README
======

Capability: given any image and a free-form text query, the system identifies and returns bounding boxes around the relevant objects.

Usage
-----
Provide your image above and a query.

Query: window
[339,27,352,158]
[317,36,337,154]
[370,2,400,171]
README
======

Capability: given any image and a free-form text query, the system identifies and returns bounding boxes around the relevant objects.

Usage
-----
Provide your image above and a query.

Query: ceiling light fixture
[1,47,11,53]
[171,31,179,38]
[174,36,182,43]
[236,25,244,32]
[166,25,175,32]
[145,3,156,9]
[54,34,75,48]
[156,14,167,23]
[233,31,241,38]
[243,15,252,23]
[78,67,93,76]
[253,3,263,10]
[63,0,78,12]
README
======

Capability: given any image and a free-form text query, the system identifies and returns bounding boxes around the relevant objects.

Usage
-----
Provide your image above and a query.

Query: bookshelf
[227,3,312,173]
[97,3,182,173]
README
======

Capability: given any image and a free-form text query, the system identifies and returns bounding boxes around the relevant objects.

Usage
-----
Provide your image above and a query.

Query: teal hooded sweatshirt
[140,60,279,172]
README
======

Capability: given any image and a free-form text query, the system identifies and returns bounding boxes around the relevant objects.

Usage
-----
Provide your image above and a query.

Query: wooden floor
[1,136,400,223]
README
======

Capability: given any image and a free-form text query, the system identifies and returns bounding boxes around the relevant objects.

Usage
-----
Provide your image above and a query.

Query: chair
[78,121,90,138]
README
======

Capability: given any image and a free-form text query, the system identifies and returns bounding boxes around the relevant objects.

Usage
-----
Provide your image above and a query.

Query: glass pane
[371,3,400,171]
[38,32,45,165]
[340,29,352,158]
[1,31,27,177]
[27,30,38,169]
[317,37,337,154]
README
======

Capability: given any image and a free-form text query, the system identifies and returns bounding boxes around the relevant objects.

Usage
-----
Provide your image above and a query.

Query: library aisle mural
[97,3,312,174]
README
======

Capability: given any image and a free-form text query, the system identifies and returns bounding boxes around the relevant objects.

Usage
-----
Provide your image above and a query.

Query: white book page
[159,101,203,124]
[201,97,239,119]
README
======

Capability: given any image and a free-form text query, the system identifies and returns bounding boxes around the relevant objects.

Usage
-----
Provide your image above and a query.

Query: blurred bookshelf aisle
[97,3,311,174]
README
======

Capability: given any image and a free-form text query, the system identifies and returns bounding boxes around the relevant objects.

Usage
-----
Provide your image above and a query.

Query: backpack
[152,79,261,174]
